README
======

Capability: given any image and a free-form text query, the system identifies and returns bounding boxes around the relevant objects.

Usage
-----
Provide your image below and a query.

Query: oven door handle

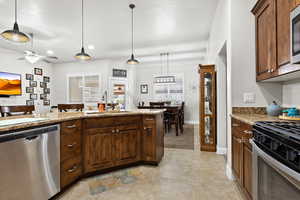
[250,139,300,183]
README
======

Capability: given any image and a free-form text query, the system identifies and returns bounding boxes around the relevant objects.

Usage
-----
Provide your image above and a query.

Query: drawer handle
[67,142,77,148]
[116,129,120,133]
[67,165,78,173]
[232,124,239,127]
[66,125,76,129]
[243,130,253,135]
[145,118,154,121]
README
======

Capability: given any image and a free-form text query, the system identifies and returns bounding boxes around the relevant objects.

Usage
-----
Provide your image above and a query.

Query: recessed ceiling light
[88,45,95,50]
[46,50,54,55]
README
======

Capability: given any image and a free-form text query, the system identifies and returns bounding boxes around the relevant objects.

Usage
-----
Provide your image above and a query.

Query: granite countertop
[231,113,287,125]
[0,109,165,133]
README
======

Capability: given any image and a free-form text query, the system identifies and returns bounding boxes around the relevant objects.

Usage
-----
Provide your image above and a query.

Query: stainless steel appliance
[291,5,300,64]
[0,125,60,200]
[251,122,300,200]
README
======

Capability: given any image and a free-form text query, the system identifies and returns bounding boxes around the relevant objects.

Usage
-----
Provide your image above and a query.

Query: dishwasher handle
[25,135,39,141]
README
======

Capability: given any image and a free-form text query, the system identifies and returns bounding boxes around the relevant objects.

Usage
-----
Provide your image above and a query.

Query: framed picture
[44,88,50,94]
[43,99,50,106]
[43,76,50,83]
[40,82,47,88]
[113,69,127,78]
[25,74,34,80]
[26,87,34,94]
[113,84,125,95]
[26,100,34,106]
[29,80,37,87]
[34,68,43,76]
[40,94,47,100]
[140,84,148,94]
[30,94,37,100]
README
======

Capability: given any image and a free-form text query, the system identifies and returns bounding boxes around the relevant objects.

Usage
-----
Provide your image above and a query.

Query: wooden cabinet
[252,0,299,81]
[142,114,164,163]
[277,0,292,67]
[198,65,217,152]
[114,124,141,165]
[60,120,83,188]
[83,116,141,173]
[252,0,277,81]
[231,118,253,200]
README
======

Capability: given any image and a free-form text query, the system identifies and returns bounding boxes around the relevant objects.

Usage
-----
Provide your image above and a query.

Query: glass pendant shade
[127,54,139,65]
[75,47,91,61]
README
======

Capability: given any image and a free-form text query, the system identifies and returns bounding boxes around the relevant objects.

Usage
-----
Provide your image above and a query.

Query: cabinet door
[253,0,277,80]
[114,128,140,165]
[277,0,292,67]
[232,135,242,184]
[143,125,156,162]
[84,130,114,173]
[243,143,253,200]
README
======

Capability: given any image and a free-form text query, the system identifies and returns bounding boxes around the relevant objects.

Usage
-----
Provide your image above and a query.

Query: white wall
[135,60,199,124]
[0,48,53,112]
[52,59,137,109]
[282,79,300,108]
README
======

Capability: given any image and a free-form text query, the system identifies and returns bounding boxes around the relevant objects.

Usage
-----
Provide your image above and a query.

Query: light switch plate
[243,93,256,104]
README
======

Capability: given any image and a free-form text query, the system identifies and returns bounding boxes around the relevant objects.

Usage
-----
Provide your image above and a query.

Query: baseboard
[185,120,199,125]
[226,163,235,180]
[216,147,227,155]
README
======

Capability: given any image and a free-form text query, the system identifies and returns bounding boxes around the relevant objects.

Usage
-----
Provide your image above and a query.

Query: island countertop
[231,113,287,125]
[0,109,165,133]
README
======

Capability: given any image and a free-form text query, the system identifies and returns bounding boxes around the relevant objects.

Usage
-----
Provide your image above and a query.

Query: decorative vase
[266,101,282,116]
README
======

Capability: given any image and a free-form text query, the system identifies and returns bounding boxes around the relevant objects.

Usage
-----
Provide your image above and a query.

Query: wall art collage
[25,68,50,106]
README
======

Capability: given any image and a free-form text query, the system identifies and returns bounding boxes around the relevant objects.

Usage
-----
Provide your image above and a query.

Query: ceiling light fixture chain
[127,4,139,65]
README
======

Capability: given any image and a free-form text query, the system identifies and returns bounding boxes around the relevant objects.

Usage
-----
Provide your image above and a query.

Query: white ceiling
[0,0,219,63]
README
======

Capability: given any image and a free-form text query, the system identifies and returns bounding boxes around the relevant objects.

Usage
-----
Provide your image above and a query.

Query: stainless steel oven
[291,5,300,64]
[251,140,300,200]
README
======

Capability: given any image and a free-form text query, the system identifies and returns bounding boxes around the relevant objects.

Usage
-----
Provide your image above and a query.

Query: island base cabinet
[84,131,115,173]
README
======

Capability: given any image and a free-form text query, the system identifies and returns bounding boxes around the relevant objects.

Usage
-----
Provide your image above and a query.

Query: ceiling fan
[18,33,58,64]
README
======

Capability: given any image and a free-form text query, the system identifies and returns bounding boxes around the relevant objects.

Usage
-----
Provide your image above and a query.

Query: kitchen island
[0,109,165,190]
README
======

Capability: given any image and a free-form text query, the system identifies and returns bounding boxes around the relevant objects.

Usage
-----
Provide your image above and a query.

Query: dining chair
[164,108,182,136]
[0,105,35,117]
[58,104,84,112]
[179,102,185,130]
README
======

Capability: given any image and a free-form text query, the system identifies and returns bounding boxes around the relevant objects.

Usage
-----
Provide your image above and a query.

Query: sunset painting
[0,72,21,95]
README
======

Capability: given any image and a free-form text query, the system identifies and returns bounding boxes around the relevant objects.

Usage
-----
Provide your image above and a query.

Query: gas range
[253,121,300,173]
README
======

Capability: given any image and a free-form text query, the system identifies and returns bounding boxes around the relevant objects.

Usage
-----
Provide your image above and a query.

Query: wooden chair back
[58,104,84,112]
[0,105,35,117]
[150,102,165,107]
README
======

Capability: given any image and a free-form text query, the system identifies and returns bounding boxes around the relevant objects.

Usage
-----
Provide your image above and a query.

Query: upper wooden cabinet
[252,0,296,81]
[252,0,277,81]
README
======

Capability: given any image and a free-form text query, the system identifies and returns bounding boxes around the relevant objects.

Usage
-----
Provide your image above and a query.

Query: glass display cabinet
[199,64,216,152]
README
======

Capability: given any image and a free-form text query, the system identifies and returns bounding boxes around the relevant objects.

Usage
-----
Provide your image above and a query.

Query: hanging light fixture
[75,0,91,61]
[1,0,30,43]
[127,4,139,65]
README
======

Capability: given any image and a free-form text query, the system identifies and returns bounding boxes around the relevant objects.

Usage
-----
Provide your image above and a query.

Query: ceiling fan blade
[17,57,26,60]
[42,59,52,63]
[46,56,58,60]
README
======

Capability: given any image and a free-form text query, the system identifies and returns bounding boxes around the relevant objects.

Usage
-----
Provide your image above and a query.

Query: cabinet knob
[66,125,76,129]
[67,142,77,148]
[67,165,78,173]
[238,139,243,143]
[116,129,120,133]
[112,129,115,133]
[243,130,253,135]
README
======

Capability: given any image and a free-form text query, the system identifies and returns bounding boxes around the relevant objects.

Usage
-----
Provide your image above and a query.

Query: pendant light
[75,0,91,61]
[1,0,30,43]
[127,4,139,65]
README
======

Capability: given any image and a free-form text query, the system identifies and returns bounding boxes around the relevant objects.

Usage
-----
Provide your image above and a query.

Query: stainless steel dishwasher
[0,125,60,200]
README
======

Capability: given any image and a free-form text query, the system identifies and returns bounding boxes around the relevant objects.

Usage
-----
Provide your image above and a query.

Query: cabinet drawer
[143,116,156,125]
[115,116,141,125]
[84,117,115,129]
[61,156,82,188]
[61,131,82,162]
[61,120,82,135]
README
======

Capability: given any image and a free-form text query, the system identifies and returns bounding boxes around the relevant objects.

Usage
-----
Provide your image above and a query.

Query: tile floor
[57,126,244,200]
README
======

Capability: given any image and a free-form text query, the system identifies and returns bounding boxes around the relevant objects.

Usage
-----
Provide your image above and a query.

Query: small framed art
[44,88,50,94]
[43,76,50,83]
[40,94,47,100]
[34,68,43,76]
[40,82,47,88]
[140,84,148,94]
[30,94,37,100]
[25,74,34,80]
[29,80,37,87]
[26,100,34,106]
[44,100,50,106]
[26,87,34,94]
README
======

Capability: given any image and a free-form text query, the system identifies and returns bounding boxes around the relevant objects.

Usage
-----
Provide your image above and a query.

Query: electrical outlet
[243,93,256,104]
